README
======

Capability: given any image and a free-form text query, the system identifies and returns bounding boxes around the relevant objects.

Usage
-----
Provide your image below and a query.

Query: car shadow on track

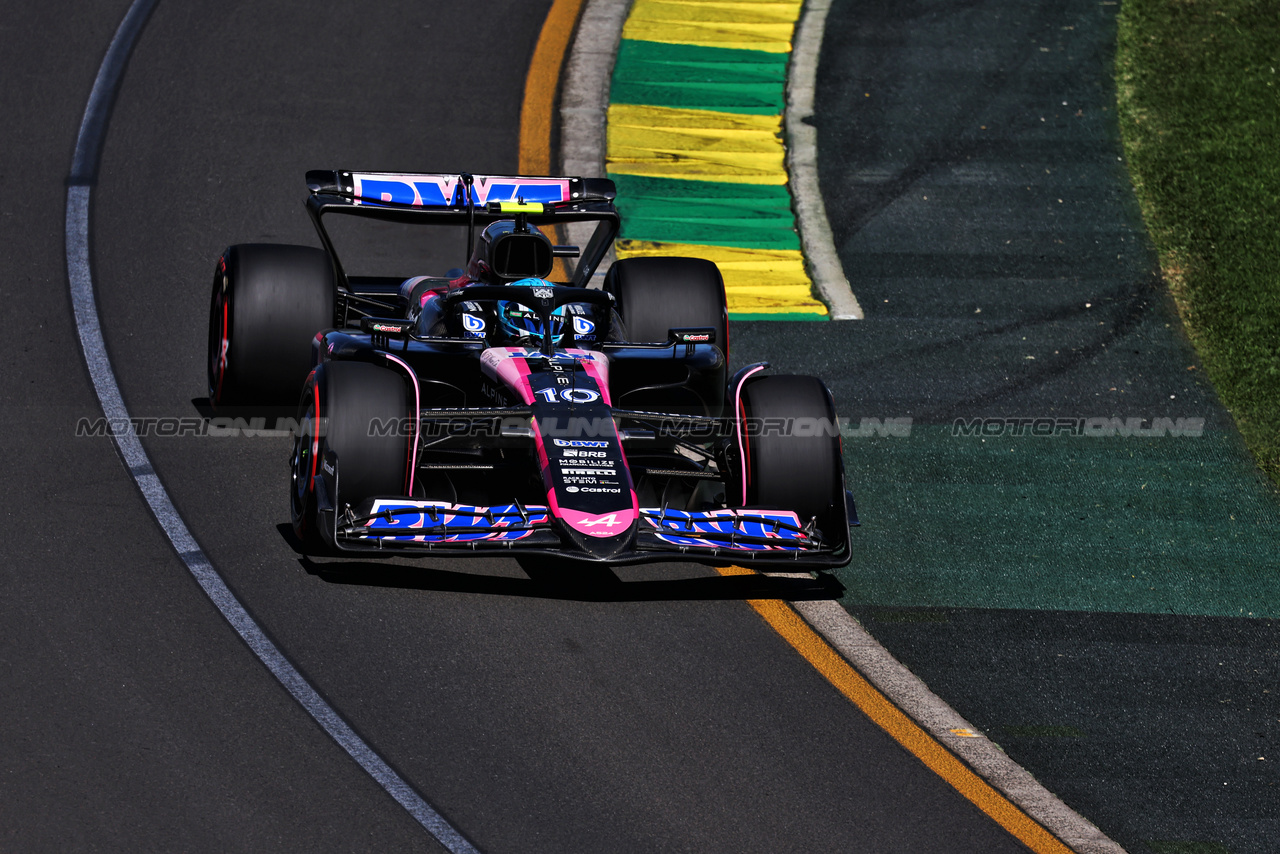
[279,525,844,602]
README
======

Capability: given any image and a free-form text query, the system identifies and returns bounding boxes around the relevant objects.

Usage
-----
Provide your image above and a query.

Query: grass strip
[1116,0,1280,485]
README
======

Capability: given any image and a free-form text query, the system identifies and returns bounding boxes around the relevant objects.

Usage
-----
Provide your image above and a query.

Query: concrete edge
[559,0,632,282]
[777,588,1128,854]
[786,0,864,319]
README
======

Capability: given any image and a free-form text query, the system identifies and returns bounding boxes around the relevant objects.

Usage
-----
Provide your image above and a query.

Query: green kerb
[611,39,788,115]
[608,173,801,250]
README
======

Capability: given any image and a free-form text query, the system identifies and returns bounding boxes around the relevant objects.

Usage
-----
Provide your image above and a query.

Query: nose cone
[556,505,638,560]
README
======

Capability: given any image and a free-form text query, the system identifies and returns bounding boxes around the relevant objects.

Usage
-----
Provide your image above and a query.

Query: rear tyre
[290,361,411,550]
[603,256,729,365]
[208,243,335,410]
[739,375,844,538]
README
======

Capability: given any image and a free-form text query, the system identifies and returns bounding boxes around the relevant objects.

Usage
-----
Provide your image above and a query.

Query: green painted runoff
[838,426,1280,617]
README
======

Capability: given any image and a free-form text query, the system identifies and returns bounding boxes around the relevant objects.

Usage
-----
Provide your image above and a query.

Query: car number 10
[536,387,601,404]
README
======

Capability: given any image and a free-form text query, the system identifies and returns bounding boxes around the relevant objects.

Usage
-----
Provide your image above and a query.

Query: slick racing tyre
[290,360,411,550]
[208,243,335,410]
[603,256,729,365]
[738,374,844,539]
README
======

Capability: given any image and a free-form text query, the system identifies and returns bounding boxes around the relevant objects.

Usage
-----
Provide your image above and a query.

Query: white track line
[65,3,477,851]
[559,0,631,280]
[559,0,629,180]
[787,0,864,319]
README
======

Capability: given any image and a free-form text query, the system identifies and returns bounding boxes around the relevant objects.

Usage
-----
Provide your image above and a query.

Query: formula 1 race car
[207,171,855,568]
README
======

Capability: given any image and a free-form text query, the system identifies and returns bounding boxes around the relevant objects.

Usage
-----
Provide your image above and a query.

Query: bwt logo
[350,173,571,207]
[951,417,1205,438]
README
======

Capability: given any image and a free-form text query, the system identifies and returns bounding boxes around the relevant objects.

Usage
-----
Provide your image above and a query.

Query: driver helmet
[496,278,565,344]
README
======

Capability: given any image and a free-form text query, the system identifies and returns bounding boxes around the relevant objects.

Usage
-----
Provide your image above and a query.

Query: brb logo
[350,173,572,207]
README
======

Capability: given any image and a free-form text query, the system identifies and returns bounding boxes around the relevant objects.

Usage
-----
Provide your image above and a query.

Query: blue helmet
[496,278,564,344]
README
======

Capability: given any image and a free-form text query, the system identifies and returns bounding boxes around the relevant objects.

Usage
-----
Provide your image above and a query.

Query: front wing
[313,453,852,569]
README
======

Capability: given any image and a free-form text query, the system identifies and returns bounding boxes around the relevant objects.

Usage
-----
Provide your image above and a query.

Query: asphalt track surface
[1,2,1042,852]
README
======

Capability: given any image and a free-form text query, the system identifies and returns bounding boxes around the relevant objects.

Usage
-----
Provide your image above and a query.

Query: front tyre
[290,360,411,551]
[738,374,844,539]
[209,243,335,410]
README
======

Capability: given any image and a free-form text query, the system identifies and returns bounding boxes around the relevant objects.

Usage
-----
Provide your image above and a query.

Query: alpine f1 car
[207,171,856,568]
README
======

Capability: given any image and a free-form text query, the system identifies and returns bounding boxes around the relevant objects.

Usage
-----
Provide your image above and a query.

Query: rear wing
[305,170,616,209]
[304,170,619,291]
